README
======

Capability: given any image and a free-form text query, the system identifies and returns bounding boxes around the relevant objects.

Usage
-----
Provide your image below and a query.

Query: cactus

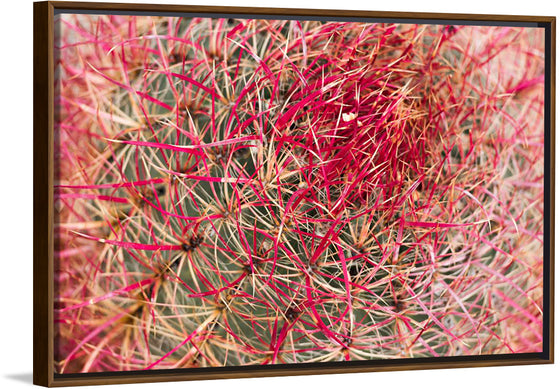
[53,14,545,373]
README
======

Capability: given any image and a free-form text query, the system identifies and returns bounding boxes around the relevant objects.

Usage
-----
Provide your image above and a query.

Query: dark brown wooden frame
[33,1,556,386]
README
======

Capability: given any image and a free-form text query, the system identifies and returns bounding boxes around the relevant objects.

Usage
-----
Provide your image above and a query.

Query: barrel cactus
[53,13,545,373]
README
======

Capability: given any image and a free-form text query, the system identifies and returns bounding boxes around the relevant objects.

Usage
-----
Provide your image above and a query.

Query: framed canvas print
[33,1,555,387]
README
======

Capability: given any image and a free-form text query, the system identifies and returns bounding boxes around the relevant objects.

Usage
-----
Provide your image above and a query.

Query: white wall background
[0,0,557,387]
